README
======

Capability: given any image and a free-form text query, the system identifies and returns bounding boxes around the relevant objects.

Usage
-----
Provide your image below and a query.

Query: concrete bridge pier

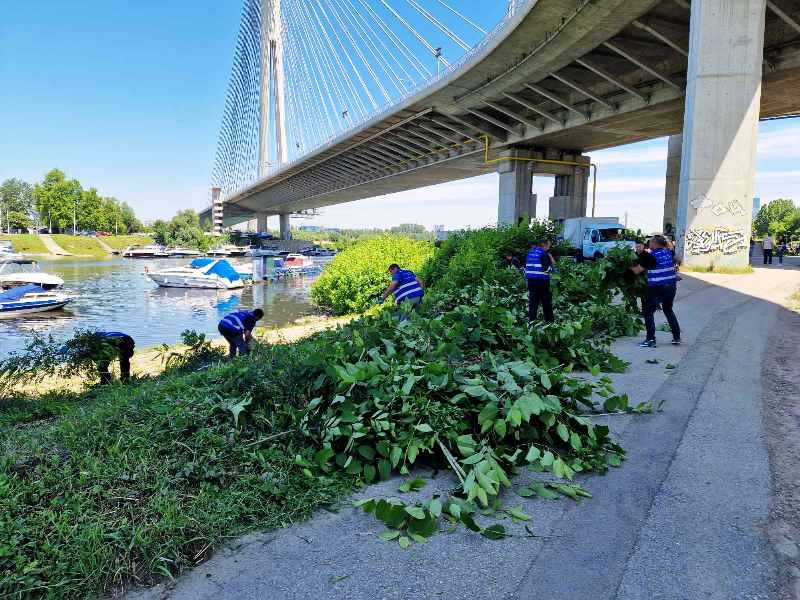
[548,164,589,224]
[256,212,270,234]
[497,150,535,225]
[675,0,765,269]
[663,134,682,237]
[279,214,292,240]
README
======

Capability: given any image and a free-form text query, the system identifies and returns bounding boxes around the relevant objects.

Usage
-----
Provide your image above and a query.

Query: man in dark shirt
[503,252,523,272]
[95,331,136,384]
[630,235,681,347]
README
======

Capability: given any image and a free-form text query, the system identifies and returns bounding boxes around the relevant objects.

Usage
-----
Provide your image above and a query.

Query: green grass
[102,235,153,250]
[50,235,108,257]
[0,234,49,254]
[683,264,753,274]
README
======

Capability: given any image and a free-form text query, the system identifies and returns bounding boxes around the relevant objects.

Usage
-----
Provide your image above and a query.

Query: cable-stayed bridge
[203,0,800,269]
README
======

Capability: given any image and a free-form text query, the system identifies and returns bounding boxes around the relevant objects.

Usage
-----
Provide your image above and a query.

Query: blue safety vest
[646,248,678,287]
[98,331,127,339]
[219,310,255,334]
[525,247,549,280]
[393,269,424,304]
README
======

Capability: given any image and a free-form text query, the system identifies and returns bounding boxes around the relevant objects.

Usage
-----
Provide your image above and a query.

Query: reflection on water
[0,257,321,358]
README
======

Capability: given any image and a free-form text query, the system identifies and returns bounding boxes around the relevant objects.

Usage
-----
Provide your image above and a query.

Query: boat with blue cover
[0,284,76,318]
[144,258,245,289]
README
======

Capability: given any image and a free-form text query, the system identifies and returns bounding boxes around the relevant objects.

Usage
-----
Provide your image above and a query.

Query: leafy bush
[311,235,433,314]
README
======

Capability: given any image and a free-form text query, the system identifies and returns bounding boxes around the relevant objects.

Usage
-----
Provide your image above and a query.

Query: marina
[0,256,324,359]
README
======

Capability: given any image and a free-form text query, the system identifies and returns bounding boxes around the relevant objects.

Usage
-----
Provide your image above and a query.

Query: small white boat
[283,254,316,269]
[0,284,76,318]
[0,258,64,290]
[123,244,169,258]
[167,248,204,257]
[145,258,244,289]
[208,244,249,257]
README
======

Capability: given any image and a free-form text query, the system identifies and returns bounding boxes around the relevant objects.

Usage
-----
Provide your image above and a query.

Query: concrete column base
[279,214,292,240]
[662,135,682,237]
[548,167,589,223]
[497,150,535,225]
[256,213,270,234]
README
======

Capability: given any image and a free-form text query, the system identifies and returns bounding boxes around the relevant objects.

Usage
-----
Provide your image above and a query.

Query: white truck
[560,217,637,260]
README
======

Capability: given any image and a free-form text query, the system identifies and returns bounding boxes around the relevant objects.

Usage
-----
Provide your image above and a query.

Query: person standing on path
[630,235,681,348]
[381,264,425,319]
[777,237,787,265]
[525,239,555,324]
[763,234,774,265]
[218,309,264,357]
[94,331,136,384]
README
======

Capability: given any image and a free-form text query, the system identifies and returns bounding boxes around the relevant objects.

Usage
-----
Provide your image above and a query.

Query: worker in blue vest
[95,331,136,384]
[525,239,555,323]
[218,308,264,357]
[630,234,681,347]
[381,264,425,318]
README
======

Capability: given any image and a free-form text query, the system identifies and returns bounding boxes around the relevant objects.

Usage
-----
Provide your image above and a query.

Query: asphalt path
[128,265,800,600]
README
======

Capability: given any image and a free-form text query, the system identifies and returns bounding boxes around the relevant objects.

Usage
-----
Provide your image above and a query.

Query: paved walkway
[129,265,800,600]
[94,236,115,254]
[38,234,71,256]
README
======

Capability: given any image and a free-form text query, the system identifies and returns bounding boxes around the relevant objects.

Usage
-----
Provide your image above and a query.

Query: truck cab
[560,217,637,260]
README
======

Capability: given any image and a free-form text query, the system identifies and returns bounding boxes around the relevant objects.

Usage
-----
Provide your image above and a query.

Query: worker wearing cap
[381,264,424,318]
[218,309,264,357]
[524,239,555,324]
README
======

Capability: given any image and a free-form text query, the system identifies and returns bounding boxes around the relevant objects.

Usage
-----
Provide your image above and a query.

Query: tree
[0,178,35,232]
[33,169,83,233]
[753,198,797,237]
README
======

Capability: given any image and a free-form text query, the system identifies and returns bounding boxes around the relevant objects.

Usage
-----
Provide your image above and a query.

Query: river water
[0,257,324,359]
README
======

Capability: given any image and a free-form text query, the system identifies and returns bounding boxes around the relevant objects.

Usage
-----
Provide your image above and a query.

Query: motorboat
[123,244,169,258]
[0,258,64,290]
[283,254,316,269]
[167,247,204,258]
[145,258,244,289]
[0,284,76,318]
[208,244,249,257]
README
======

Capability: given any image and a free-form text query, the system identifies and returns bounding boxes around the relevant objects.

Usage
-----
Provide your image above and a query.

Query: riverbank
[128,267,800,600]
[0,234,152,259]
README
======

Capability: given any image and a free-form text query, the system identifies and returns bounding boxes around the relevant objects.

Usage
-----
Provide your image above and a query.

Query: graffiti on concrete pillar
[685,228,748,255]
[690,194,747,217]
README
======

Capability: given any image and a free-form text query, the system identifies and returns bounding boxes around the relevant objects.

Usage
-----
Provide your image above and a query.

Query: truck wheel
[576,253,585,264]
[594,252,603,260]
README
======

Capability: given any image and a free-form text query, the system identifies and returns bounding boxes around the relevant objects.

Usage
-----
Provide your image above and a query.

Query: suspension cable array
[211,0,522,200]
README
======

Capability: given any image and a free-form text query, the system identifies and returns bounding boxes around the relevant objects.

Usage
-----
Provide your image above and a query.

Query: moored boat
[167,248,204,258]
[0,258,64,290]
[122,245,169,258]
[0,284,76,318]
[145,258,244,289]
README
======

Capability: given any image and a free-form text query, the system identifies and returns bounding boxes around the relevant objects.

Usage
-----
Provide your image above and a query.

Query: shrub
[311,235,433,314]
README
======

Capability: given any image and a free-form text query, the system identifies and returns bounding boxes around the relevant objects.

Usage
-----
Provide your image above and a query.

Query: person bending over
[95,331,136,384]
[218,309,264,357]
[382,264,425,318]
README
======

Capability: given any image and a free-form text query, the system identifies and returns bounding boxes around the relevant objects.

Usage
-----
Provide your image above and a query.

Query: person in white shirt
[762,234,774,265]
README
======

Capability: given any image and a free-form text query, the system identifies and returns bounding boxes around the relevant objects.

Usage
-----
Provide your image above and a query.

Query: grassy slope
[102,235,153,250]
[0,234,49,254]
[50,235,108,257]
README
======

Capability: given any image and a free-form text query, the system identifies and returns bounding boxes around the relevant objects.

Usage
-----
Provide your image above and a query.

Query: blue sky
[2,1,798,234]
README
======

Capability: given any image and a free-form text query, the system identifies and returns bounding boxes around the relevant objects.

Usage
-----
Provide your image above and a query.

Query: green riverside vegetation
[0,234,48,255]
[50,235,107,257]
[1,223,644,598]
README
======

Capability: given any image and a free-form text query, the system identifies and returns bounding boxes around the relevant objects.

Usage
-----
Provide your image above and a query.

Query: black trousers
[98,335,135,384]
[527,279,554,323]
[218,325,250,357]
[643,284,680,341]
[763,249,773,264]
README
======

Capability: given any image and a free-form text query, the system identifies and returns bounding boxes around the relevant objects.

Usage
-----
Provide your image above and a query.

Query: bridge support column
[256,212,270,234]
[663,134,682,238]
[675,0,765,269]
[497,150,535,225]
[548,163,589,224]
[279,214,292,240]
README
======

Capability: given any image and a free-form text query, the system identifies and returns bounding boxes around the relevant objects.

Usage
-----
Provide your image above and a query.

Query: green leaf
[556,423,569,442]
[569,432,582,451]
[390,445,403,468]
[401,375,418,396]
[541,451,555,467]
[447,502,461,519]
[414,423,434,433]
[363,464,376,483]
[428,498,442,518]
[405,505,426,520]
[480,524,506,540]
[525,446,541,463]
[460,513,481,532]
[493,419,507,437]
[398,536,411,549]
[506,506,530,522]
[398,477,426,493]
[532,483,559,500]
[516,487,535,498]
[357,446,376,460]
[540,372,552,390]
[378,530,400,541]
[378,459,391,480]
[463,385,488,398]
[477,403,498,425]
[409,533,428,544]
